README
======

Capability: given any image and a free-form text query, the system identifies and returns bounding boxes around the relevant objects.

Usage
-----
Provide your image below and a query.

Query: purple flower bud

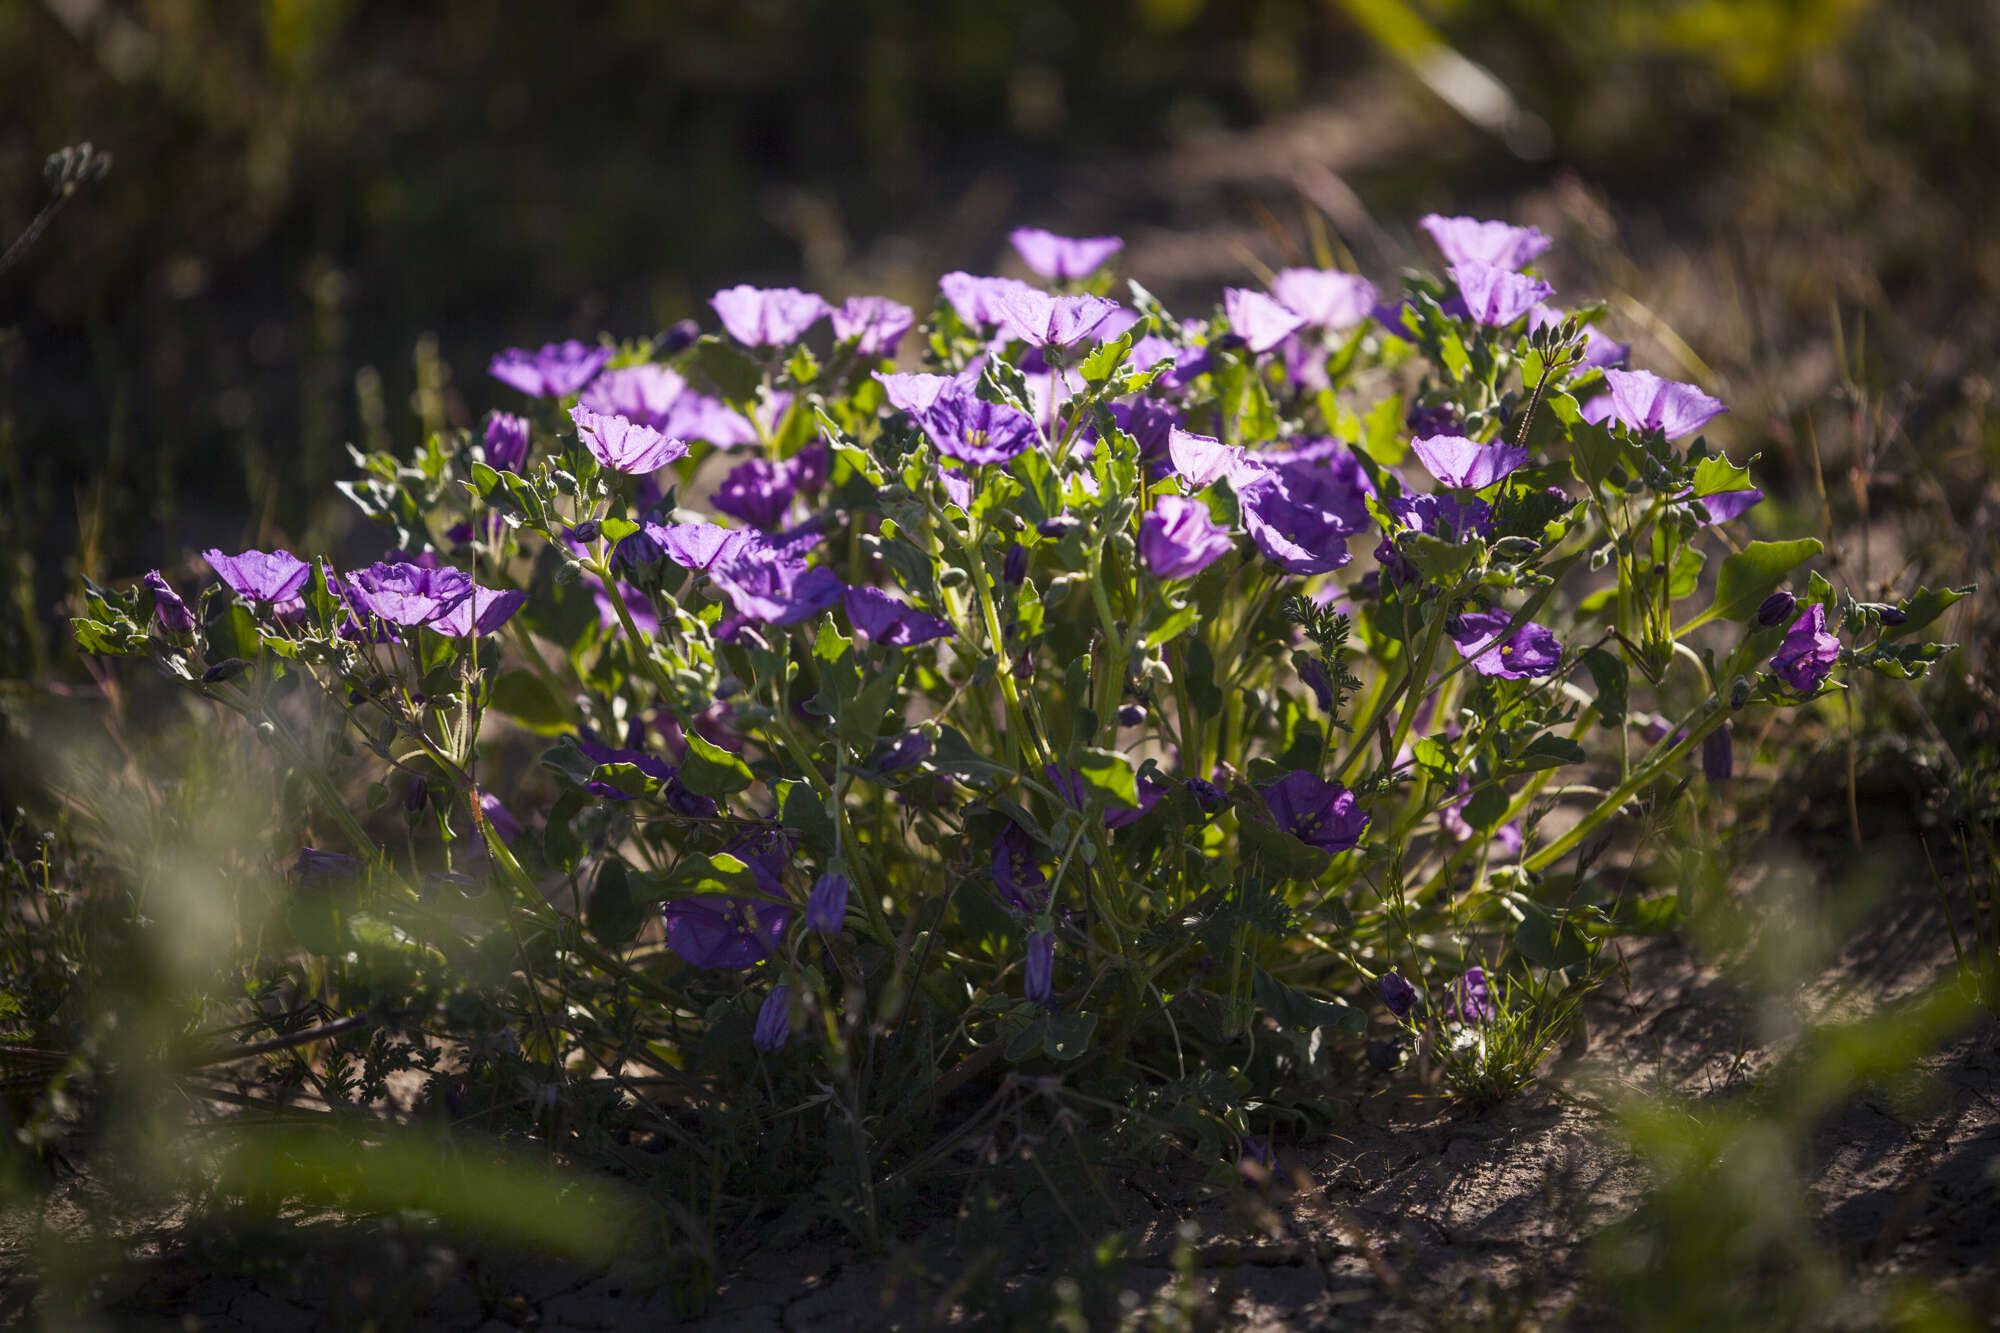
[1300,659,1335,714]
[753,985,792,1052]
[1003,544,1028,588]
[1038,517,1078,538]
[1379,970,1418,1018]
[1878,604,1908,626]
[1117,703,1146,728]
[1024,930,1055,1005]
[143,570,196,634]
[484,412,531,472]
[1448,968,1494,1024]
[1702,723,1734,782]
[1756,590,1798,628]
[403,775,429,813]
[1237,1134,1275,1175]
[1185,777,1230,814]
[657,319,701,356]
[805,873,849,933]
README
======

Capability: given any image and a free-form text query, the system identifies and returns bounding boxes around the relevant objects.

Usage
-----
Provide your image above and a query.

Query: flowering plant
[71,217,1967,1212]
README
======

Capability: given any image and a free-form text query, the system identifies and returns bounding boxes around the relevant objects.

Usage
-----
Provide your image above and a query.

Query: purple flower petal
[483,412,532,472]
[1419,214,1553,271]
[712,456,797,531]
[489,340,611,398]
[1141,495,1236,580]
[831,296,915,357]
[1237,462,1371,576]
[1224,287,1308,354]
[144,570,196,633]
[1260,770,1369,853]
[1771,602,1839,693]
[710,285,829,347]
[989,286,1122,349]
[1411,434,1529,490]
[1270,269,1379,330]
[843,585,955,646]
[939,272,1037,326]
[1167,427,1248,490]
[1009,228,1125,281]
[569,406,690,474]
[1448,608,1562,679]
[346,560,475,628]
[204,548,311,604]
[431,586,528,637]
[1597,369,1728,441]
[665,897,789,970]
[1449,260,1554,327]
[578,364,685,427]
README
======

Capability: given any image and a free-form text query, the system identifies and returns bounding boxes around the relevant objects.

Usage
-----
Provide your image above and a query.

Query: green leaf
[586,858,644,947]
[543,789,587,872]
[680,731,755,797]
[1074,747,1138,812]
[1360,394,1408,464]
[1460,784,1510,830]
[775,779,836,860]
[1507,734,1585,773]
[1004,1009,1049,1063]
[1142,600,1200,650]
[1237,817,1332,882]
[1253,968,1365,1034]
[1569,420,1623,491]
[599,517,639,543]
[1882,585,1972,640]
[1010,448,1060,524]
[652,851,761,899]
[1042,1010,1098,1060]
[1079,333,1132,386]
[809,619,860,722]
[488,669,573,735]
[1580,647,1628,727]
[1690,538,1822,630]
[1691,453,1755,498]
[1514,902,1594,971]
[693,336,762,403]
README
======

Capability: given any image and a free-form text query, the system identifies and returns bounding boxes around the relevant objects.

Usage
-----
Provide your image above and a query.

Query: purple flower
[990,287,1122,349]
[1238,462,1371,576]
[875,369,968,420]
[1167,427,1248,491]
[1581,369,1727,441]
[1756,590,1798,628]
[1379,970,1418,1018]
[1407,402,1466,438]
[831,296,915,357]
[1703,722,1734,782]
[664,897,789,970]
[1185,777,1230,814]
[1448,967,1494,1023]
[144,570,196,634]
[1686,488,1763,525]
[204,548,311,604]
[658,392,758,447]
[1106,400,1180,471]
[708,547,844,625]
[805,872,849,932]
[1387,492,1494,543]
[1412,434,1529,491]
[1260,770,1370,853]
[1141,495,1235,580]
[1010,227,1124,281]
[919,382,1039,465]
[578,364,685,426]
[939,272,1036,327]
[713,457,797,531]
[753,985,793,1051]
[875,731,932,772]
[649,520,760,573]
[1419,214,1553,271]
[992,822,1046,911]
[1450,260,1555,327]
[489,340,612,398]
[568,406,690,474]
[1449,608,1563,679]
[1225,287,1308,354]
[483,412,532,471]
[1271,268,1379,330]
[844,585,955,646]
[1024,930,1055,1005]
[478,791,521,843]
[1003,544,1028,587]
[431,586,529,637]
[345,561,474,628]
[710,285,829,347]
[1771,602,1839,693]
[937,466,973,511]
[1529,305,1626,372]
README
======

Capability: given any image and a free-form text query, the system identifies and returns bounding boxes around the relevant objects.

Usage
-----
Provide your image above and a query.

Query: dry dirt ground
[6,861,1995,1332]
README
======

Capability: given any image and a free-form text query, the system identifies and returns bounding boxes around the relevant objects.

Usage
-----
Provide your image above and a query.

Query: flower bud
[657,318,701,356]
[1878,605,1908,626]
[753,986,792,1052]
[1003,545,1027,588]
[403,775,430,814]
[1117,703,1145,728]
[805,873,849,932]
[143,570,197,635]
[939,566,968,588]
[1024,930,1055,1005]
[1702,723,1733,782]
[1185,777,1229,814]
[1728,676,1750,711]
[1755,590,1797,627]
[1379,970,1418,1018]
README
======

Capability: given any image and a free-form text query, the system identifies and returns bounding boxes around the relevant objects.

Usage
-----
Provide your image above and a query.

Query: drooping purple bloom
[430,586,529,637]
[1412,434,1529,490]
[712,457,797,531]
[489,340,612,399]
[478,791,521,843]
[708,547,845,626]
[658,392,759,447]
[1450,260,1555,328]
[753,986,793,1051]
[143,570,196,634]
[1419,215,1553,271]
[568,406,690,474]
[1141,495,1236,580]
[1003,544,1028,587]
[1238,462,1371,576]
[1009,227,1124,281]
[938,272,1037,327]
[991,822,1046,911]
[830,296,915,357]
[1379,970,1418,1018]
[578,364,685,427]
[1271,269,1378,330]
[1686,488,1764,525]
[1703,722,1734,782]
[1581,369,1728,441]
[1224,287,1308,354]
[1024,931,1055,1005]
[1448,608,1563,679]
[919,383,1039,465]
[1167,427,1247,491]
[805,873,850,933]
[936,466,973,510]
[1771,602,1839,693]
[483,412,532,472]
[1756,590,1798,628]
[1185,777,1230,814]
[344,561,474,628]
[1260,770,1370,853]
[1448,967,1494,1023]
[990,286,1122,349]
[204,548,311,604]
[664,897,789,970]
[844,585,955,646]
[874,731,932,772]
[710,285,829,347]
